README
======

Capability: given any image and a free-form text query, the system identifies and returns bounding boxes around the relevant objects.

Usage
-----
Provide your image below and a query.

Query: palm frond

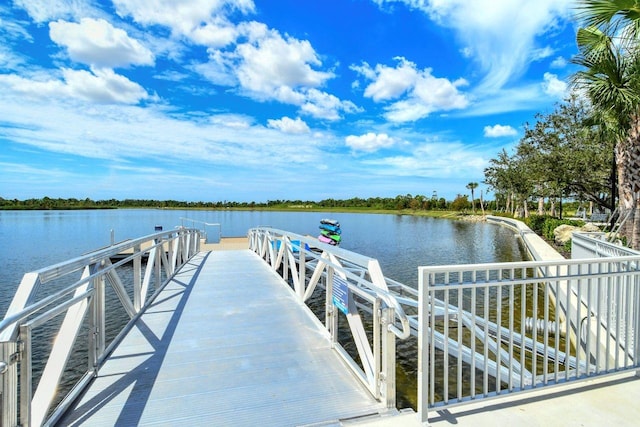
[576,0,639,28]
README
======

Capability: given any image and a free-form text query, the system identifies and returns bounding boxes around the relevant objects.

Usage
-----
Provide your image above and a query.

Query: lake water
[0,209,528,316]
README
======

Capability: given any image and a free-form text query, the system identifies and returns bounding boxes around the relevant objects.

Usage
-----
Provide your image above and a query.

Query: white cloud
[49,18,154,68]
[267,117,310,134]
[356,59,417,101]
[153,70,189,82]
[352,57,469,122]
[235,25,333,96]
[0,45,26,71]
[376,0,573,92]
[0,88,331,181]
[195,23,356,120]
[345,132,396,152]
[301,89,359,121]
[112,1,354,120]
[0,68,149,104]
[13,0,102,23]
[484,124,517,137]
[190,21,239,48]
[0,74,66,98]
[210,114,253,129]
[63,68,148,103]
[550,56,568,69]
[459,82,551,116]
[531,46,555,62]
[0,12,33,43]
[113,0,255,40]
[192,50,238,86]
[364,140,489,178]
[542,72,568,98]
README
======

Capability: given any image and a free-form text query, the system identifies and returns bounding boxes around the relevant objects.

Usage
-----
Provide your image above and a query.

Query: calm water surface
[0,209,528,315]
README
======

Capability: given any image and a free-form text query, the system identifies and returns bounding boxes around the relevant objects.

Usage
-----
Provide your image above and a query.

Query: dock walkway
[59,250,389,426]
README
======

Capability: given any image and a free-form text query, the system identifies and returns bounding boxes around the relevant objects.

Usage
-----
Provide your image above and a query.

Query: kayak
[319,223,341,234]
[318,234,338,245]
[320,218,340,227]
[320,229,341,242]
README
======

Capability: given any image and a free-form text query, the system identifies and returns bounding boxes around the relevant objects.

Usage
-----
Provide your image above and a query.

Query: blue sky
[0,0,578,203]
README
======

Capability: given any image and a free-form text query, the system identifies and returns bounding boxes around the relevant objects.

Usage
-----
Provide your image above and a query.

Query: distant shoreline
[0,205,476,219]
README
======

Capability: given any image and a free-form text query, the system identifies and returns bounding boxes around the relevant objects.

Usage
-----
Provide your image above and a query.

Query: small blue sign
[332,276,349,315]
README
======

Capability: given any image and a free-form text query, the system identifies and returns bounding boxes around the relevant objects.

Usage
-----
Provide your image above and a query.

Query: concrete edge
[486,215,565,262]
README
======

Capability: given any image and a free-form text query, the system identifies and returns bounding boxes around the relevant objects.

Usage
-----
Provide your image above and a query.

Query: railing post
[0,341,18,427]
[380,305,396,409]
[19,324,31,427]
[326,267,337,341]
[418,269,430,425]
[133,244,142,313]
[635,271,640,377]
[95,268,106,359]
[155,239,162,291]
[283,237,289,282]
[298,247,306,300]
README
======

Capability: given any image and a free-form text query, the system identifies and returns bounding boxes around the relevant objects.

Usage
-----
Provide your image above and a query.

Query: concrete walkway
[424,372,640,427]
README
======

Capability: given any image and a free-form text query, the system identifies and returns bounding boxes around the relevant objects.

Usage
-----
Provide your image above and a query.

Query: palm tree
[573,0,640,248]
[466,182,479,213]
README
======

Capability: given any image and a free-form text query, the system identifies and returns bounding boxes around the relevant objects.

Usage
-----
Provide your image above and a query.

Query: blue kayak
[319,223,341,234]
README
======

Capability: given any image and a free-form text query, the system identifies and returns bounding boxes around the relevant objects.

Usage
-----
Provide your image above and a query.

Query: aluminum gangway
[59,250,394,425]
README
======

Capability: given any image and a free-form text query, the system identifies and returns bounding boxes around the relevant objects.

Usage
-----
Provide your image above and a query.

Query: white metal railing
[417,256,640,424]
[180,217,221,243]
[248,227,411,409]
[0,227,201,427]
[572,231,640,259]
[570,232,640,372]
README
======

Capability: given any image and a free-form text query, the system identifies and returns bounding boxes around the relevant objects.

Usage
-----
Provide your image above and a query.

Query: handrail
[248,226,410,408]
[0,232,176,340]
[180,217,221,243]
[248,227,411,339]
[417,254,640,424]
[0,226,201,427]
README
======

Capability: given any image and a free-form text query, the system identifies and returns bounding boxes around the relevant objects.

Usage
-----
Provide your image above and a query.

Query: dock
[58,250,396,426]
[201,236,249,251]
[3,224,640,426]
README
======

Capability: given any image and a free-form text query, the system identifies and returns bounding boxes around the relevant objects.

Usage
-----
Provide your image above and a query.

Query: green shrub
[524,215,552,234]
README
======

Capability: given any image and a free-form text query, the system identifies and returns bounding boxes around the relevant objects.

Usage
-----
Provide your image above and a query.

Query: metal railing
[180,217,221,243]
[0,227,201,427]
[248,227,411,409]
[572,231,640,259]
[417,256,640,424]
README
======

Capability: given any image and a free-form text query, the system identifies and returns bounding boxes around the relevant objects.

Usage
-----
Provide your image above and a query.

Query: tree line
[483,95,612,219]
[0,194,475,211]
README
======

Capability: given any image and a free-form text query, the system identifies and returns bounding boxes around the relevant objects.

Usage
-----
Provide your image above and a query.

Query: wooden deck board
[58,250,385,426]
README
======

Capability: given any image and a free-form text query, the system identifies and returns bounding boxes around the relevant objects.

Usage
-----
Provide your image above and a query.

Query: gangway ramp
[59,250,389,426]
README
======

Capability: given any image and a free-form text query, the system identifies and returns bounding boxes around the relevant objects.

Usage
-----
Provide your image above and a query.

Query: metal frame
[0,227,201,427]
[248,227,411,409]
[418,255,640,424]
[180,217,221,243]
